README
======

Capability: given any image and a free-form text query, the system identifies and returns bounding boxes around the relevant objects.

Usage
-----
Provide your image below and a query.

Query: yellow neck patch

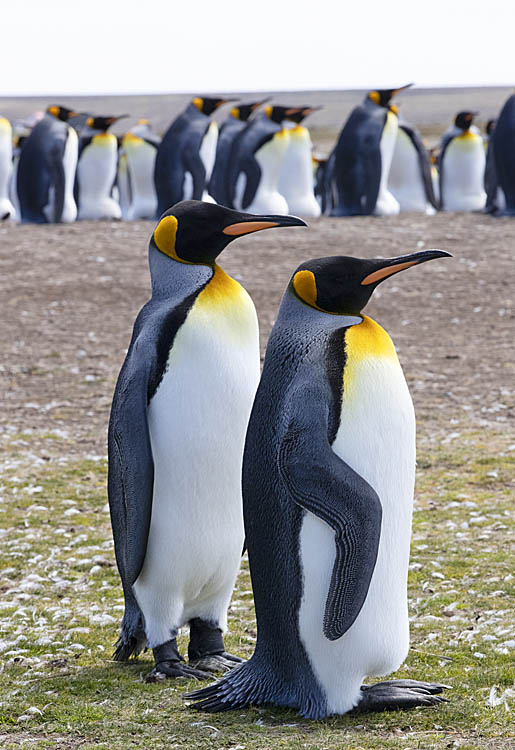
[122,132,143,146]
[230,107,240,119]
[345,315,396,362]
[197,263,244,308]
[153,215,183,262]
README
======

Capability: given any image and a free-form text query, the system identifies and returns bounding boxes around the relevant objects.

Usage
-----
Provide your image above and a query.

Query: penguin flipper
[239,156,262,210]
[48,140,66,222]
[279,383,382,641]
[183,149,207,201]
[399,122,439,210]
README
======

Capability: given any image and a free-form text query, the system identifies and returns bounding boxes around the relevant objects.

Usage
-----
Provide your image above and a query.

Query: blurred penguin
[209,100,268,206]
[492,94,515,215]
[388,120,438,214]
[484,119,505,214]
[438,112,486,212]
[17,105,79,223]
[76,115,128,220]
[0,117,17,220]
[120,120,160,220]
[277,106,322,217]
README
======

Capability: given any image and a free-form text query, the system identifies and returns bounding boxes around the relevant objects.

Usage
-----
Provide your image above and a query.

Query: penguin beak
[223,214,307,236]
[108,115,130,125]
[361,249,451,286]
[392,83,414,96]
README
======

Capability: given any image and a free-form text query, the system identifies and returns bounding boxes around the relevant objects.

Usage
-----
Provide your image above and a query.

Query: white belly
[133,280,260,646]
[277,127,321,217]
[0,118,16,221]
[124,139,157,220]
[441,134,486,211]
[388,128,434,214]
[374,111,400,216]
[77,134,121,220]
[299,345,416,714]
[241,130,290,214]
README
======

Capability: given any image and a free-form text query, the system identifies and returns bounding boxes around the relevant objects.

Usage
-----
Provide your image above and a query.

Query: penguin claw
[355,680,450,713]
[362,679,450,695]
[188,653,244,674]
[145,660,212,683]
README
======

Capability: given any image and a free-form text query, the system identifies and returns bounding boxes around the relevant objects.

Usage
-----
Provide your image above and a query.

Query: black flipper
[239,155,262,209]
[398,122,438,210]
[48,140,66,223]
[278,382,382,641]
[183,147,207,200]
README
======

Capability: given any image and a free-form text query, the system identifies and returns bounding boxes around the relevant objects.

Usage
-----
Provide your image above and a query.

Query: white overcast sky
[1,0,513,95]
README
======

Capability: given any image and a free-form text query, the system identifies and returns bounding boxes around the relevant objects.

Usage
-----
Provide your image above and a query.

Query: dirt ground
[1,212,513,461]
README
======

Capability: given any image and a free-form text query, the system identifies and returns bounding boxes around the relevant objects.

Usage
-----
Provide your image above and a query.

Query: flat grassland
[0,87,514,749]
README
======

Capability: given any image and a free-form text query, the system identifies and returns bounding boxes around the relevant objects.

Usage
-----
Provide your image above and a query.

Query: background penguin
[388,119,438,214]
[277,106,322,217]
[188,248,451,717]
[76,114,128,220]
[329,85,413,216]
[154,97,233,215]
[438,112,486,212]
[0,117,17,220]
[17,105,79,223]
[108,199,306,681]
[484,119,505,214]
[119,119,161,220]
[209,100,268,206]
[227,105,302,214]
[492,94,515,215]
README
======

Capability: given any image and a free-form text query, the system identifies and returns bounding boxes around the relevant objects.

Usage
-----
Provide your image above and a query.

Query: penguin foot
[189,652,243,674]
[354,679,450,713]
[146,660,212,683]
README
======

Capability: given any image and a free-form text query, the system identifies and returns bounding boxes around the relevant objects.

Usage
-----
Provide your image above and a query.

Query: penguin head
[264,106,303,124]
[230,99,270,122]
[291,250,451,316]
[151,200,307,266]
[454,111,477,131]
[284,106,322,124]
[85,114,129,132]
[367,84,413,110]
[192,97,236,115]
[46,105,79,122]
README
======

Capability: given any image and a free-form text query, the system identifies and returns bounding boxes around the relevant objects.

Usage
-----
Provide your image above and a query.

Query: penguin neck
[278,289,363,332]
[148,245,213,299]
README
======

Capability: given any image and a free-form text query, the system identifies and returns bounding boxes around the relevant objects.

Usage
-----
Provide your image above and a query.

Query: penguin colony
[4,88,515,222]
[107,196,452,717]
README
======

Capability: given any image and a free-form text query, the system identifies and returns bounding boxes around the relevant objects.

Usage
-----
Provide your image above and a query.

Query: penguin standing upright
[0,117,16,220]
[492,94,515,215]
[188,248,451,718]
[439,112,486,212]
[76,115,128,220]
[154,98,233,215]
[329,85,413,216]
[277,107,322,217]
[387,119,438,214]
[108,200,306,680]
[209,101,268,206]
[484,120,505,214]
[227,105,302,215]
[120,119,161,220]
[17,105,79,223]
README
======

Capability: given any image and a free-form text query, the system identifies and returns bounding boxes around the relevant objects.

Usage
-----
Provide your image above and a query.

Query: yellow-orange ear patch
[293,269,319,308]
[192,97,203,112]
[369,91,380,104]
[153,215,179,259]
[49,105,59,117]
[361,260,417,286]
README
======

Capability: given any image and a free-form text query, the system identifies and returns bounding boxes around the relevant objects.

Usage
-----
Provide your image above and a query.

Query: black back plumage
[493,94,515,214]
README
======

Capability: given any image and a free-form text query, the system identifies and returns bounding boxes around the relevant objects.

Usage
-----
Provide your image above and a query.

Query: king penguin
[209,100,268,206]
[188,248,451,717]
[17,105,79,223]
[119,119,161,220]
[76,114,128,220]
[329,85,413,216]
[154,97,234,215]
[492,94,515,216]
[0,116,17,220]
[438,112,486,212]
[108,199,306,681]
[277,107,322,217]
[388,119,438,214]
[227,105,302,214]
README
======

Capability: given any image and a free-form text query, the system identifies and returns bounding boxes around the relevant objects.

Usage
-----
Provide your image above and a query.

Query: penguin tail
[113,633,146,662]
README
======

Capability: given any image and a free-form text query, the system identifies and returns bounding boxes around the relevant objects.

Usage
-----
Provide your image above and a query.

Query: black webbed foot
[354,679,450,713]
[187,618,245,674]
[145,637,212,683]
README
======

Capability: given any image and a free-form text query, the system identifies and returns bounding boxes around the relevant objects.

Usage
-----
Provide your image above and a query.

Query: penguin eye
[154,215,179,259]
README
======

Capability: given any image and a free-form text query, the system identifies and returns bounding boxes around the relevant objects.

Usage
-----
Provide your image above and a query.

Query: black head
[151,200,307,266]
[285,106,322,124]
[486,119,496,136]
[264,105,303,124]
[230,99,270,122]
[192,97,236,116]
[367,83,413,109]
[85,114,129,131]
[46,105,79,122]
[455,111,477,130]
[290,250,451,316]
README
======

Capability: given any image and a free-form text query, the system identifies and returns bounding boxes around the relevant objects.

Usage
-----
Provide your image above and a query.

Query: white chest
[442,133,486,210]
